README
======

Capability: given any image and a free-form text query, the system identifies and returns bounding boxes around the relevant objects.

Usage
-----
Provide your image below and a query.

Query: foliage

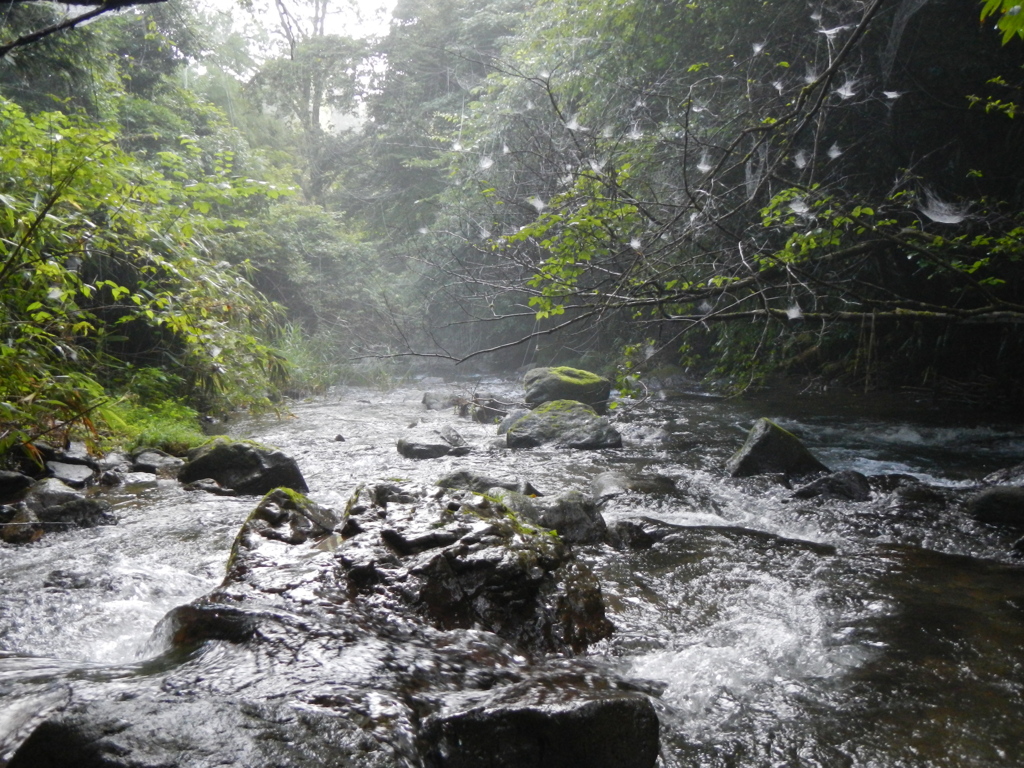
[395,0,1024,392]
[0,95,289,453]
[981,0,1024,43]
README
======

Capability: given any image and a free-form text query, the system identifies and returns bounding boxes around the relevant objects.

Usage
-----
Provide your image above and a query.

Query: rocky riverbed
[3,375,1024,767]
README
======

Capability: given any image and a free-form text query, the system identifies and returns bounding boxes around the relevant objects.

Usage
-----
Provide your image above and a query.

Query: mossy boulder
[506,400,622,450]
[178,438,308,496]
[725,418,829,478]
[523,367,612,414]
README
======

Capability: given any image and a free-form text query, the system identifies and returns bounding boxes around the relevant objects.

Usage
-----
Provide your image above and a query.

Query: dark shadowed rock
[506,401,621,450]
[36,497,115,530]
[437,470,542,497]
[0,503,44,543]
[725,418,829,478]
[178,438,308,495]
[0,470,33,503]
[523,367,612,414]
[591,470,676,501]
[792,470,872,502]
[966,486,1024,526]
[420,694,659,768]
[536,491,607,544]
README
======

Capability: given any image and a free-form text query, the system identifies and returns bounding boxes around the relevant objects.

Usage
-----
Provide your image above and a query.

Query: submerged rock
[523,366,612,414]
[506,400,622,450]
[591,470,676,501]
[178,438,308,496]
[792,470,872,502]
[725,418,829,478]
[423,390,462,410]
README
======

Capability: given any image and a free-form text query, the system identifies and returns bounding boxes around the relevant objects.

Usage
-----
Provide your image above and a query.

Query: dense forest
[1,0,1022,454]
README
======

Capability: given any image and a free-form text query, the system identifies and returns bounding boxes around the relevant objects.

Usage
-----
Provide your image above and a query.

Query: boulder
[497,408,530,435]
[132,449,185,475]
[45,461,94,489]
[471,393,507,423]
[966,486,1024,526]
[397,430,471,459]
[437,470,542,497]
[791,470,872,502]
[178,438,308,496]
[535,491,607,544]
[420,695,659,768]
[506,401,622,450]
[591,471,676,501]
[725,418,829,478]
[523,367,612,414]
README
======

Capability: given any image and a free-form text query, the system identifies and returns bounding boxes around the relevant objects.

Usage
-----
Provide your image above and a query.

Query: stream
[2,379,1024,766]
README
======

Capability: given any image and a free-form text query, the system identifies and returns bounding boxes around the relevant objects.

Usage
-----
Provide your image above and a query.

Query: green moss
[547,366,607,385]
[532,399,598,416]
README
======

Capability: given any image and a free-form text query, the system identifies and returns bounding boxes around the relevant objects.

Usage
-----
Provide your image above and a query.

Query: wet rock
[25,477,81,509]
[982,461,1024,485]
[497,408,530,435]
[0,470,33,503]
[178,438,308,496]
[132,449,185,475]
[398,434,468,459]
[439,424,468,448]
[421,694,658,768]
[535,491,607,545]
[485,486,540,522]
[591,470,676,501]
[371,482,419,506]
[437,470,542,497]
[966,486,1024,526]
[161,601,259,647]
[45,461,94,489]
[506,400,622,450]
[8,697,396,768]
[231,488,339,553]
[792,470,872,502]
[523,366,612,414]
[36,497,115,530]
[725,418,829,478]
[335,499,612,655]
[423,391,462,410]
[0,503,44,544]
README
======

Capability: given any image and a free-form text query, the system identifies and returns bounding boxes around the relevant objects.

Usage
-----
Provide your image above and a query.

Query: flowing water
[2,380,1024,766]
